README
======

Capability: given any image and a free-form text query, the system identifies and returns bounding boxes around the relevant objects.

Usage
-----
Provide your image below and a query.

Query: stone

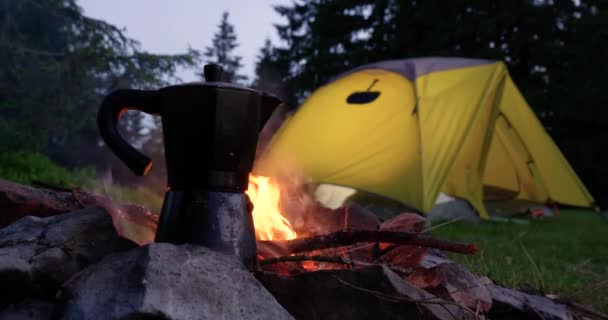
[405,266,443,289]
[423,263,493,313]
[60,243,294,320]
[380,212,429,233]
[0,179,81,228]
[0,207,135,299]
[488,285,574,320]
[0,179,158,245]
[378,213,429,256]
[0,257,33,308]
[427,193,481,223]
[257,265,474,320]
[418,249,453,269]
[343,204,381,230]
[0,300,55,320]
[378,244,429,270]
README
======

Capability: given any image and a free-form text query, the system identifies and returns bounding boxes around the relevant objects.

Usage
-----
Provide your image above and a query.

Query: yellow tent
[256,58,594,218]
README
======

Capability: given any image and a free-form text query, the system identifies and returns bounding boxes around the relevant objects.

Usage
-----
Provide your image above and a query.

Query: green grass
[0,151,94,187]
[432,210,608,313]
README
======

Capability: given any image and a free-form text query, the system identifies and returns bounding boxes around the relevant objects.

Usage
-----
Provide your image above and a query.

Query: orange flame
[246,175,297,241]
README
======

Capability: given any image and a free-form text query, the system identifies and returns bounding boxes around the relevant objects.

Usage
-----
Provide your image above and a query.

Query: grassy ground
[432,209,608,313]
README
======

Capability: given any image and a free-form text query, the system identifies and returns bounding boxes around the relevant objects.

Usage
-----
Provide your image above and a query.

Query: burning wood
[245,174,478,280]
[258,229,477,257]
[259,254,361,267]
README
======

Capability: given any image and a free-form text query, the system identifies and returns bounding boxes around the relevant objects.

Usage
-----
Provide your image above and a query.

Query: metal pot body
[155,190,257,270]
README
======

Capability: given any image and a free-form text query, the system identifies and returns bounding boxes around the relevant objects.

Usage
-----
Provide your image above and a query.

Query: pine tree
[0,0,197,167]
[272,0,379,105]
[253,39,275,88]
[252,39,291,102]
[203,11,247,83]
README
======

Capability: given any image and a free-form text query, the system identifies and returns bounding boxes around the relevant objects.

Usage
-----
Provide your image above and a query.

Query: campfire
[0,178,595,320]
[245,174,477,275]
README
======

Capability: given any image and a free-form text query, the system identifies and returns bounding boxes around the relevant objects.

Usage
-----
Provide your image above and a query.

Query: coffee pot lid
[173,64,260,93]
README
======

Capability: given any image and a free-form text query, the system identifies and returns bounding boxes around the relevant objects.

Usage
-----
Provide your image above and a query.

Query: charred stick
[259,254,367,266]
[258,254,415,277]
[258,229,477,256]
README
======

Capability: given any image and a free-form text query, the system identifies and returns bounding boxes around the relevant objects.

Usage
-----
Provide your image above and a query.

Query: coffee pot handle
[98,89,160,176]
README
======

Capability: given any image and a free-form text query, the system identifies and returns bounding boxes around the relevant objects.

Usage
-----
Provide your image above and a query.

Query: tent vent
[346,92,380,104]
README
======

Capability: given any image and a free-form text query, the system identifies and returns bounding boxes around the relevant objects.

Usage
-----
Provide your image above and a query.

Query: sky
[78,0,291,82]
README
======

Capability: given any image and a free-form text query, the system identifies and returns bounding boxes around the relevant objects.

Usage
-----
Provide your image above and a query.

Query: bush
[0,151,94,187]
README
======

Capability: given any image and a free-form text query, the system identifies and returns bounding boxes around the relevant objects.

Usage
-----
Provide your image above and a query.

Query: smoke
[255,104,291,163]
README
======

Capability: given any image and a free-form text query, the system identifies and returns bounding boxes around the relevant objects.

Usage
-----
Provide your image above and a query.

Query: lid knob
[204,64,224,82]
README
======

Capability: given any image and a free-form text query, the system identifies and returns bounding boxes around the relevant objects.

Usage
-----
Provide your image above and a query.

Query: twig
[492,284,546,320]
[258,229,477,256]
[595,211,608,224]
[386,265,414,276]
[520,241,545,292]
[259,253,420,278]
[424,217,464,232]
[557,299,608,320]
[567,279,608,298]
[332,276,478,319]
[339,242,377,254]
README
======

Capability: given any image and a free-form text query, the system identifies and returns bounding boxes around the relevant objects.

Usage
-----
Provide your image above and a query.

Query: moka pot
[97,64,281,270]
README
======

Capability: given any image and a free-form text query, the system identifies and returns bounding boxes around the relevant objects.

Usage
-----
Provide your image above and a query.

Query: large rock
[0,257,33,308]
[488,285,574,320]
[0,300,54,320]
[0,179,158,245]
[416,263,493,313]
[256,265,474,320]
[427,193,480,223]
[0,179,82,228]
[380,212,429,233]
[0,207,135,302]
[60,243,294,320]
